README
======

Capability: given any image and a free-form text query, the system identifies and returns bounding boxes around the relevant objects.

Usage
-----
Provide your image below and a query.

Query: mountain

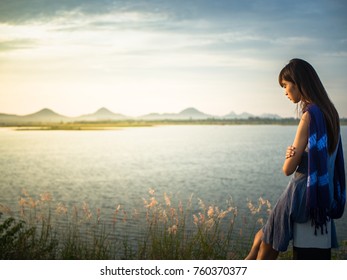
[259,113,282,119]
[0,113,21,124]
[223,111,238,119]
[238,112,254,119]
[74,107,129,121]
[140,113,176,120]
[223,111,254,119]
[23,108,69,122]
[178,107,212,119]
[0,107,286,124]
[140,107,213,120]
[0,107,129,124]
[223,111,282,120]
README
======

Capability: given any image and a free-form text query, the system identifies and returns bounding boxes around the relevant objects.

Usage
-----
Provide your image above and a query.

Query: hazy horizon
[1,0,346,118]
[1,106,287,118]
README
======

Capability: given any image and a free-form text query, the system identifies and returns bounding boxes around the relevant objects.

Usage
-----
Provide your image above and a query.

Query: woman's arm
[282,111,310,176]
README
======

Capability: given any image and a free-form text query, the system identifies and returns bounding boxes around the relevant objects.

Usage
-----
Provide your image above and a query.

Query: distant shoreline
[1,118,347,130]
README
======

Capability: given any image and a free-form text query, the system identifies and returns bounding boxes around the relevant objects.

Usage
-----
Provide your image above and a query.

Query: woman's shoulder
[301,111,310,121]
[299,111,310,128]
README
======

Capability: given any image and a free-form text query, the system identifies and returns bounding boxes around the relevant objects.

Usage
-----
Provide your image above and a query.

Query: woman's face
[281,79,301,103]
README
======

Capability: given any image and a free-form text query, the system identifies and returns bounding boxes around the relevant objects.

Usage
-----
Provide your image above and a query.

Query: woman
[245,58,345,260]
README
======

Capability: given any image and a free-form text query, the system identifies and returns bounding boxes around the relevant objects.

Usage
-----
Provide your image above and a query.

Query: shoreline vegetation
[0,190,346,260]
[0,118,300,131]
[1,118,347,131]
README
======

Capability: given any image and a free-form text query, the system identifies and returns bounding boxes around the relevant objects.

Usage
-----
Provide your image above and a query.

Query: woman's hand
[282,111,309,176]
[285,145,296,159]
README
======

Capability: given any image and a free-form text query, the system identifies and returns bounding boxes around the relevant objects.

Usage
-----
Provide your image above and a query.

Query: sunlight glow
[0,2,346,118]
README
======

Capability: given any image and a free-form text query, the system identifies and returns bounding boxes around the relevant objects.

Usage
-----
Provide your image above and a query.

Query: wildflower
[29,198,38,208]
[82,201,88,212]
[247,200,253,211]
[82,201,92,220]
[170,208,178,225]
[146,197,158,208]
[114,204,121,214]
[247,200,260,215]
[259,197,266,205]
[257,218,264,226]
[19,197,26,206]
[40,192,52,202]
[161,209,168,223]
[164,193,171,207]
[86,212,92,220]
[168,225,178,235]
[207,206,214,218]
[198,198,206,211]
[113,204,121,223]
[199,213,205,224]
[148,188,155,195]
[21,189,29,197]
[266,200,272,209]
[55,202,68,215]
[217,210,229,219]
[193,214,199,225]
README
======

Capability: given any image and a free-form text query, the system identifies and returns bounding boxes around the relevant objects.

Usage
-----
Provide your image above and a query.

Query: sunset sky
[0,0,346,118]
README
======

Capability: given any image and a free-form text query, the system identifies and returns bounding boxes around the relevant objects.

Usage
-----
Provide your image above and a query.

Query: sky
[0,0,346,118]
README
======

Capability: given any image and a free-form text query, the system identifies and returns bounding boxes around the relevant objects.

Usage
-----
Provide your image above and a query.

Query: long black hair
[278,58,340,154]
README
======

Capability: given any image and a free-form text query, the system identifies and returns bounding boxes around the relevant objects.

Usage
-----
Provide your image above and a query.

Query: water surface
[1,125,346,245]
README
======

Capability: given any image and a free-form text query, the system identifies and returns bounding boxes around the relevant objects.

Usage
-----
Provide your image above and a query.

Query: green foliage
[0,216,57,259]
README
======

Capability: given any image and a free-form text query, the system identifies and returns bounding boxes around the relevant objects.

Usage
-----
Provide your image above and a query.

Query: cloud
[0,0,346,117]
[0,1,344,79]
[0,0,112,23]
[0,39,37,52]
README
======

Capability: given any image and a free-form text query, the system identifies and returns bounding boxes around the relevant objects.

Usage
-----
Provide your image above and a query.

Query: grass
[0,190,346,260]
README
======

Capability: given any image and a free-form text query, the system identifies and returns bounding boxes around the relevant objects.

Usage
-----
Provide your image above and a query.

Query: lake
[1,125,347,249]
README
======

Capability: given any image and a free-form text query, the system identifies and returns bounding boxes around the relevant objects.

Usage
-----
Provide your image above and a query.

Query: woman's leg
[245,229,279,260]
[245,229,263,260]
[256,242,279,260]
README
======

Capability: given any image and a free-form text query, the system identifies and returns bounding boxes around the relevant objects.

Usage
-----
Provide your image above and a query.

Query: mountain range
[0,107,282,124]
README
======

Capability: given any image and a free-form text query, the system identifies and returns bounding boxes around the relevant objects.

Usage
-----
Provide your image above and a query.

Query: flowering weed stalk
[2,189,344,259]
